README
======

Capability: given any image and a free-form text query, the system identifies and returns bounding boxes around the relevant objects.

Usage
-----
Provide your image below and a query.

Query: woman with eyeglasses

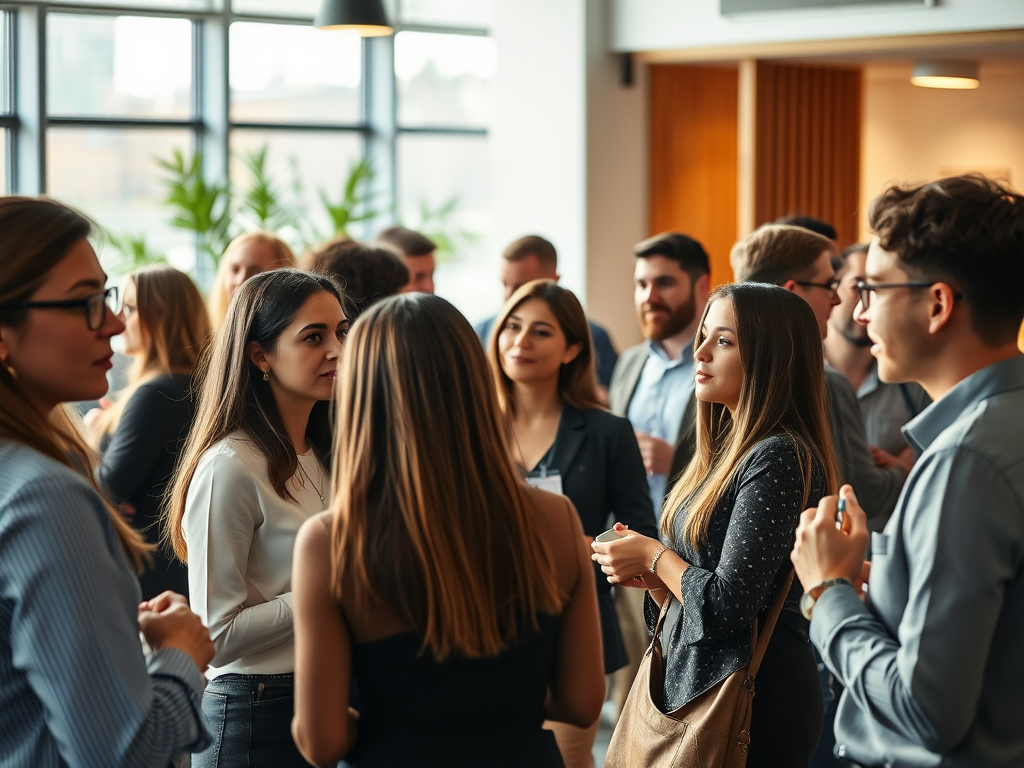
[165,268,348,768]
[0,196,214,767]
[86,265,210,601]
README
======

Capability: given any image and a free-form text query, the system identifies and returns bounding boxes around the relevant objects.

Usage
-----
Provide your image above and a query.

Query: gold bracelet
[650,546,669,574]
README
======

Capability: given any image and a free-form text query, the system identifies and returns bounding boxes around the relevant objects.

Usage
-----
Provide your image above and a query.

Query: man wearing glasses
[791,174,1024,767]
[731,223,908,526]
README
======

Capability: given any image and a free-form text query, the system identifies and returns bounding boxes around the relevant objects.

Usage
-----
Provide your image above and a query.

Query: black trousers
[747,610,824,768]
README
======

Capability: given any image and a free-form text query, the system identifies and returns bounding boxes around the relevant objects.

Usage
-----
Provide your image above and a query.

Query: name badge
[526,469,563,495]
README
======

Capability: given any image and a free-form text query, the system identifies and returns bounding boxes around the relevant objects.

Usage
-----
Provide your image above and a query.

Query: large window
[3,0,494,317]
[1,10,12,193]
[395,26,494,318]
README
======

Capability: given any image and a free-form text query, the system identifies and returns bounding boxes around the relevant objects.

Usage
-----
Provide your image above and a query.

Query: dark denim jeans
[193,673,308,768]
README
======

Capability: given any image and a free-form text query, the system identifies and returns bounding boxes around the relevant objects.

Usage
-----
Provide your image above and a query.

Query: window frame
[2,0,492,272]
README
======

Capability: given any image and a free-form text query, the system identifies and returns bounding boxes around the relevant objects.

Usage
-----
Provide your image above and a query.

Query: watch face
[799,590,815,621]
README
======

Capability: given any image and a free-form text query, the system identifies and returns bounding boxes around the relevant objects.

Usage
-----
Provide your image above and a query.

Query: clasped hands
[791,485,871,598]
[590,522,663,590]
[138,591,215,672]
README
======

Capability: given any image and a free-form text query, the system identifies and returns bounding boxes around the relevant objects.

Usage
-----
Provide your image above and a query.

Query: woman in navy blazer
[489,279,657,768]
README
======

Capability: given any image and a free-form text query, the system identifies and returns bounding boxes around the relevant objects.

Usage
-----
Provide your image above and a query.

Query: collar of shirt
[645,336,695,368]
[903,355,1024,455]
[857,359,882,398]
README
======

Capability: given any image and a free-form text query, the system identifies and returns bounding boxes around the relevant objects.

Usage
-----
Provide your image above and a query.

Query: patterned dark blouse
[645,433,827,710]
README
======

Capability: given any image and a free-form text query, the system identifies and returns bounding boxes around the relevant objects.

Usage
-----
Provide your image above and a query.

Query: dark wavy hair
[868,173,1024,345]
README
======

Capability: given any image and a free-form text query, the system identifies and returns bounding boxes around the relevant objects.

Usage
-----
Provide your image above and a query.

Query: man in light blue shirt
[608,232,710,516]
[607,231,710,714]
[792,174,1024,768]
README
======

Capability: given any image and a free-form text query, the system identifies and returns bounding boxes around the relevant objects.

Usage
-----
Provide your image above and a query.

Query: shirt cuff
[147,647,207,694]
[808,581,868,650]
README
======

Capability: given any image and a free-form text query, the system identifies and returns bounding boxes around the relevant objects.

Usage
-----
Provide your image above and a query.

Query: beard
[640,291,697,342]
[834,313,872,348]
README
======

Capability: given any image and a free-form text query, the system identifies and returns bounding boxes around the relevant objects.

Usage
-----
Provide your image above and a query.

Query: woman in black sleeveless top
[290,294,605,768]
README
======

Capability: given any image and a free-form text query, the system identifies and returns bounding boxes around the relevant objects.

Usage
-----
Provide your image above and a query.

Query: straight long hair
[92,265,209,445]
[0,196,149,570]
[662,283,839,547]
[488,279,604,419]
[330,294,562,661]
[165,268,344,562]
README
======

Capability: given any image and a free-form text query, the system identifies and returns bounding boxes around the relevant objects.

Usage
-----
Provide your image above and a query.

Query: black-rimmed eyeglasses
[793,278,841,295]
[854,279,963,311]
[0,286,119,330]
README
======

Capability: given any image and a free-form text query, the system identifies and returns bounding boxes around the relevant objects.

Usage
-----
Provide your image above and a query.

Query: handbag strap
[748,569,795,678]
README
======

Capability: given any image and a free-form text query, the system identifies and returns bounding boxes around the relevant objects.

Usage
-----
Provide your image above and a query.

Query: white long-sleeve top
[183,433,327,679]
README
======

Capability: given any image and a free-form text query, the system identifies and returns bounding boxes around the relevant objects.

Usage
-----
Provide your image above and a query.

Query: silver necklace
[297,457,326,506]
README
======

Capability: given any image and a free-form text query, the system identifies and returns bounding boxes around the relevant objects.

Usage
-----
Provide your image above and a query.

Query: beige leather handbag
[605,572,794,768]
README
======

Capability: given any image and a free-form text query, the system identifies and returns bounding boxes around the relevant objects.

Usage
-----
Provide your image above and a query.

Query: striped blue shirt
[0,441,210,768]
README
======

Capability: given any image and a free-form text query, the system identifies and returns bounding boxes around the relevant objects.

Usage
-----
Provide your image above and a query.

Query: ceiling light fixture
[314,0,393,37]
[910,60,980,90]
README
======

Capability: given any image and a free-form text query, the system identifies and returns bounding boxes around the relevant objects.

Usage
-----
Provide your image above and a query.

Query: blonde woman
[0,196,213,766]
[291,294,605,767]
[167,268,347,768]
[89,265,209,600]
[207,231,295,330]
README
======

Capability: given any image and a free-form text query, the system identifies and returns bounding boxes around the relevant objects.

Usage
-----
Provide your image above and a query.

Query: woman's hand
[590,522,663,585]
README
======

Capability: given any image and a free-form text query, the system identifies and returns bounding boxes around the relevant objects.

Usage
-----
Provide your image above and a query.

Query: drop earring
[262,368,270,382]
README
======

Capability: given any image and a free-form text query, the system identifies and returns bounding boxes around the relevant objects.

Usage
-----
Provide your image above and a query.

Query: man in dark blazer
[607,231,711,716]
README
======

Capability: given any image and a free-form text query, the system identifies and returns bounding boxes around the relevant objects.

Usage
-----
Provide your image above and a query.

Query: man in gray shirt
[825,242,931,471]
[792,174,1024,768]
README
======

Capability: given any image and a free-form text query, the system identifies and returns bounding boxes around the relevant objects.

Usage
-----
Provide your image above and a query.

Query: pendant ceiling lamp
[314,0,393,37]
[910,61,980,90]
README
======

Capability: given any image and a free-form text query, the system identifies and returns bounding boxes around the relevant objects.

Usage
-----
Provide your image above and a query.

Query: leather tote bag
[605,571,794,768]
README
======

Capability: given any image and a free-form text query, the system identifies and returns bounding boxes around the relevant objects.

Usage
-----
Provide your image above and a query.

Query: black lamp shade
[315,0,393,36]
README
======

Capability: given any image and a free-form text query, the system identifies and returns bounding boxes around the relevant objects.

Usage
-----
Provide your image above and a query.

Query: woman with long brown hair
[87,265,209,600]
[594,282,839,767]
[290,293,605,768]
[487,279,656,768]
[0,196,213,766]
[166,268,347,768]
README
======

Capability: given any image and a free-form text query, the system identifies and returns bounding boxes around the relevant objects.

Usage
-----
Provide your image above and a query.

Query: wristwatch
[799,578,852,621]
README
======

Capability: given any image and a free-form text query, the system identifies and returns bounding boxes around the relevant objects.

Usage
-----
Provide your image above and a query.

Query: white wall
[860,62,1024,238]
[491,0,647,348]
[585,1,647,350]
[611,0,1024,53]
[492,0,588,300]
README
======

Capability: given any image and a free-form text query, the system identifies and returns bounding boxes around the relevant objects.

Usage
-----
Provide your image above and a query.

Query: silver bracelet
[650,546,669,574]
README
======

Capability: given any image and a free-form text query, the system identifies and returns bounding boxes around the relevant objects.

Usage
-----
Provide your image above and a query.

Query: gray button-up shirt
[857,361,932,456]
[811,355,1024,768]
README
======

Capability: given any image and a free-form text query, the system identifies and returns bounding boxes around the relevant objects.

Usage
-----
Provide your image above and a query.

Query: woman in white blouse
[165,268,348,768]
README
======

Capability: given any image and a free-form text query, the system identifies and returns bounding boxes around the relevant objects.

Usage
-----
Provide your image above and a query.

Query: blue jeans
[193,673,308,768]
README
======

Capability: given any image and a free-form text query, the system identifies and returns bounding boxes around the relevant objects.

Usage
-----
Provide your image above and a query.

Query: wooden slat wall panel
[755,61,862,247]
[649,65,739,286]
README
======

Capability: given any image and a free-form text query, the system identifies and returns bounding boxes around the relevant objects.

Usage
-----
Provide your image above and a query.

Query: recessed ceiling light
[911,61,980,90]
